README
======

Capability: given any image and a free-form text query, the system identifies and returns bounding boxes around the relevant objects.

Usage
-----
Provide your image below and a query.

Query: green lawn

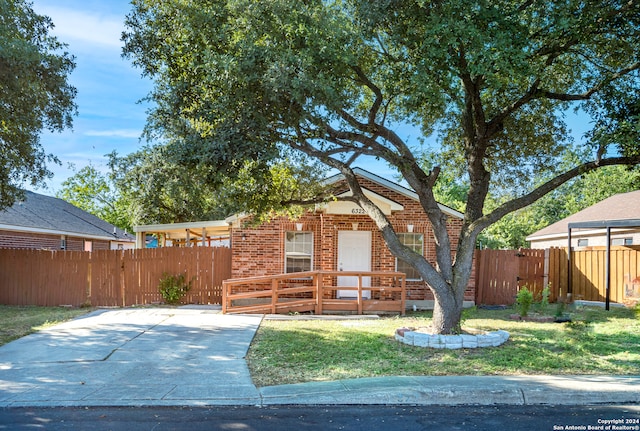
[0,305,94,345]
[246,305,640,387]
[2,304,637,389]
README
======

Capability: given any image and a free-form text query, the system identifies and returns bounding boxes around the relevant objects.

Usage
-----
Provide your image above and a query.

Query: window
[577,239,589,247]
[285,232,313,273]
[611,238,633,246]
[396,233,424,280]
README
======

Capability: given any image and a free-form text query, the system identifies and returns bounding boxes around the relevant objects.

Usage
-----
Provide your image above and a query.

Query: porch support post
[136,231,146,249]
[567,227,572,301]
[605,227,611,311]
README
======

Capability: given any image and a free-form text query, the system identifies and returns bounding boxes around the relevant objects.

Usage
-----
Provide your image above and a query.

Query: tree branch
[469,155,640,235]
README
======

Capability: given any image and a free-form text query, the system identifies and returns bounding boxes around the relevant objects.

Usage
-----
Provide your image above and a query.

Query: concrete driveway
[0,306,263,407]
[2,306,639,408]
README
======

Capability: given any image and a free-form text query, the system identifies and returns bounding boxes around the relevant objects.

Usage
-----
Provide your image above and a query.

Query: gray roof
[527,189,640,240]
[0,191,133,242]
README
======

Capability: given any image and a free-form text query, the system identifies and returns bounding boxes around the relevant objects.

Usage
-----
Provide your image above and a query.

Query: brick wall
[0,230,110,251]
[231,176,475,301]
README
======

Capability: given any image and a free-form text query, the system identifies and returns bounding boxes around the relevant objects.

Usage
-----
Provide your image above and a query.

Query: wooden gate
[475,249,546,305]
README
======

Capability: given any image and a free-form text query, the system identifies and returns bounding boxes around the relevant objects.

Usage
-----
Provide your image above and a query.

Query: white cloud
[85,129,142,138]
[35,5,125,50]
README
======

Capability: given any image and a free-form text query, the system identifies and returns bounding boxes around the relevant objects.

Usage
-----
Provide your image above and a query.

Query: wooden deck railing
[222,271,406,315]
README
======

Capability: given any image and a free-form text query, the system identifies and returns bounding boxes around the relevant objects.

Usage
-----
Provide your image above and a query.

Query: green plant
[516,287,534,317]
[158,272,193,305]
[247,306,640,386]
[536,285,551,314]
[555,301,567,318]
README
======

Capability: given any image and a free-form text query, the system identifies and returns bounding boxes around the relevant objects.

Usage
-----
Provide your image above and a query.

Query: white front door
[337,230,372,299]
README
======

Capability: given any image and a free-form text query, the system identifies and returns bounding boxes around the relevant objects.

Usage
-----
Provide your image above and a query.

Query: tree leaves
[122,0,640,333]
[0,0,77,209]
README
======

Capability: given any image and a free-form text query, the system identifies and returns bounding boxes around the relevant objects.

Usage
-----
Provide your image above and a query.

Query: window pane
[285,232,313,273]
[396,233,424,280]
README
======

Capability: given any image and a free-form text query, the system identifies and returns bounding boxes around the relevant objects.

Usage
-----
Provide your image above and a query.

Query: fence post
[120,250,126,307]
[357,274,363,315]
[222,281,228,313]
[271,278,278,314]
[314,272,322,315]
[87,253,92,306]
[400,274,406,316]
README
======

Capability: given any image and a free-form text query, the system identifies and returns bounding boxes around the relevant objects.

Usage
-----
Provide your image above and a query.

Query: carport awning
[567,219,640,310]
[133,220,231,248]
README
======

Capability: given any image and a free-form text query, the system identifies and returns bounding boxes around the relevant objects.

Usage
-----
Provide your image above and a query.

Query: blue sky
[28,0,420,195]
[29,1,593,196]
[31,0,153,194]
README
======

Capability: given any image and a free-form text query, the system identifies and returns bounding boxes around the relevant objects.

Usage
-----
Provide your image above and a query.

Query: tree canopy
[56,163,132,232]
[123,0,640,333]
[0,0,77,209]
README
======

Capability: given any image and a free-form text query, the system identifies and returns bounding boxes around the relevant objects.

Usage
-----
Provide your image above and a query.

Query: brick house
[226,168,474,308]
[0,191,134,251]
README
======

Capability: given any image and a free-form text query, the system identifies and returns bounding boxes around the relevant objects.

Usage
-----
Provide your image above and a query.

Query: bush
[516,286,534,317]
[158,272,193,305]
[536,285,550,314]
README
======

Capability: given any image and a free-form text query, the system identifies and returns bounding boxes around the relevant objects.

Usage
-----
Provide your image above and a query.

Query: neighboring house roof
[0,191,133,242]
[526,190,640,242]
[323,167,464,219]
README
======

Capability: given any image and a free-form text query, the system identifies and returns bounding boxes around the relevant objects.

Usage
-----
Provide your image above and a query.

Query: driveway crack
[101,315,173,361]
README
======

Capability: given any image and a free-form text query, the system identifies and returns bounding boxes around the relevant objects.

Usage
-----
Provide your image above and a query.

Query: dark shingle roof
[527,190,640,240]
[0,191,132,241]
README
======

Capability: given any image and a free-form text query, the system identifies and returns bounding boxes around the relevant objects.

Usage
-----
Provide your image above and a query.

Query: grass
[246,305,640,387]
[0,305,93,346]
[2,304,637,388]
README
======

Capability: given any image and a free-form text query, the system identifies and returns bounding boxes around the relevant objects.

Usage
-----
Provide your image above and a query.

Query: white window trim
[396,233,424,281]
[284,231,314,274]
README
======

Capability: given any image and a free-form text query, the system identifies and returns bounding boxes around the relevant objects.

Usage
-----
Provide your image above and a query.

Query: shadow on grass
[247,306,640,387]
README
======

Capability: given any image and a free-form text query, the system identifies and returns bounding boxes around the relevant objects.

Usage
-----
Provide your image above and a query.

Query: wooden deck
[222,271,406,315]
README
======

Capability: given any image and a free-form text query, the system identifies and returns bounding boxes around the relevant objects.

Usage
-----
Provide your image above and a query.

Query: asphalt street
[1,404,639,431]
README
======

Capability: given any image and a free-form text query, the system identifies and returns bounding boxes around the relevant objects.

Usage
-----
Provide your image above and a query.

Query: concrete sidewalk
[0,307,638,407]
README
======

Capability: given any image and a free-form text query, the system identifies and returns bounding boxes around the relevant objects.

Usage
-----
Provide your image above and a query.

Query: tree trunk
[431,286,464,334]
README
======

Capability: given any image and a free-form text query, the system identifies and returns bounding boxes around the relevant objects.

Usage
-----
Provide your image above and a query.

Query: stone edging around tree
[395,328,510,349]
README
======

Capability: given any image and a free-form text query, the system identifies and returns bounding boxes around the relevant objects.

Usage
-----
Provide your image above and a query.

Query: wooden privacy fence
[0,247,231,307]
[475,247,640,305]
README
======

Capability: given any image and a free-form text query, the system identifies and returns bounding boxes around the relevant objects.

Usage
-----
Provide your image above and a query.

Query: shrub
[536,284,550,314]
[158,272,193,305]
[516,286,534,317]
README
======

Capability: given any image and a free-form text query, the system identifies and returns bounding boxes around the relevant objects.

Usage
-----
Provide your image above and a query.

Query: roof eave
[324,167,464,219]
[0,224,134,242]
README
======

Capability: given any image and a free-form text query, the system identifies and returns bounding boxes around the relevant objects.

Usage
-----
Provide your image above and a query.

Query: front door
[337,230,372,299]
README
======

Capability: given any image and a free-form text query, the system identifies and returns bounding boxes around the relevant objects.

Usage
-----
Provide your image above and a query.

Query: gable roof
[527,190,640,241]
[324,167,464,219]
[0,191,133,242]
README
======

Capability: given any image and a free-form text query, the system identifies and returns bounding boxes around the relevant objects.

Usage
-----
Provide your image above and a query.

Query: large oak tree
[0,0,77,209]
[123,0,640,334]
